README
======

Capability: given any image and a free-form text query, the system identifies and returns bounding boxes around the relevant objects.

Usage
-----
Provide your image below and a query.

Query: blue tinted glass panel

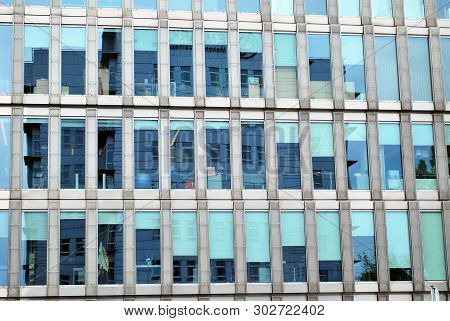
[169,0,192,11]
[308,34,332,99]
[134,29,158,96]
[170,121,195,189]
[61,119,85,189]
[375,36,399,101]
[209,211,234,283]
[352,211,377,281]
[206,122,231,189]
[24,26,50,94]
[240,33,264,98]
[205,32,229,97]
[242,122,266,189]
[306,0,327,15]
[412,124,437,190]
[238,0,260,13]
[245,212,271,283]
[60,212,85,285]
[23,119,48,189]
[272,0,293,15]
[98,28,122,95]
[310,122,335,189]
[345,123,370,190]
[62,0,85,7]
[134,0,157,9]
[341,35,366,100]
[274,33,298,98]
[408,37,432,101]
[442,37,450,101]
[404,0,424,19]
[339,0,360,16]
[386,211,412,281]
[437,0,450,19]
[0,25,12,94]
[372,0,392,17]
[276,122,300,189]
[0,212,8,286]
[98,212,123,284]
[98,119,122,189]
[136,211,160,284]
[0,0,13,5]
[421,212,447,281]
[62,27,86,95]
[379,123,403,190]
[170,31,193,97]
[26,0,49,5]
[98,0,121,8]
[134,120,159,189]
[317,212,342,282]
[204,0,226,11]
[281,211,306,283]
[0,118,10,189]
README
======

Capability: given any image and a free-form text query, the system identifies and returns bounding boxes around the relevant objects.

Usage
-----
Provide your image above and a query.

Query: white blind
[281,211,305,247]
[209,211,234,259]
[316,212,341,261]
[172,211,197,256]
[245,212,270,263]
[136,211,160,230]
[22,212,47,241]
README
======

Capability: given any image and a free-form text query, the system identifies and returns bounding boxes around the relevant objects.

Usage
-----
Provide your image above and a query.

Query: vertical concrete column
[261,0,271,22]
[158,0,168,19]
[263,23,275,108]
[400,113,416,200]
[294,0,306,23]
[424,0,437,27]
[396,27,412,111]
[159,20,170,106]
[230,111,243,199]
[122,19,134,106]
[86,108,98,199]
[234,201,246,294]
[327,0,339,24]
[7,201,21,298]
[374,201,390,295]
[305,201,319,298]
[330,25,345,110]
[198,201,210,295]
[269,201,283,293]
[433,114,450,200]
[333,112,348,200]
[159,110,170,199]
[10,107,22,197]
[360,0,372,25]
[265,111,278,199]
[12,10,24,105]
[340,201,354,298]
[367,112,382,200]
[408,201,425,300]
[229,23,240,107]
[193,0,203,20]
[297,23,310,109]
[50,11,61,105]
[124,200,135,296]
[47,200,59,297]
[86,8,98,105]
[299,112,314,199]
[48,107,60,200]
[364,26,379,110]
[194,21,206,107]
[429,28,446,111]
[85,200,98,297]
[195,111,207,199]
[392,0,405,26]
[123,109,134,199]
[443,202,450,290]
[227,0,238,21]
[161,201,172,295]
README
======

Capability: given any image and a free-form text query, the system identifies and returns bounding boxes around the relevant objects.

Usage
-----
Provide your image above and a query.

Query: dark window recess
[210,259,234,283]
[98,30,122,95]
[353,235,377,282]
[206,126,231,189]
[60,219,85,285]
[170,128,195,189]
[247,262,271,283]
[282,246,307,282]
[312,157,336,189]
[173,256,198,284]
[242,123,266,189]
[277,142,301,189]
[98,224,123,285]
[98,122,122,189]
[136,229,161,284]
[23,121,48,189]
[61,49,86,95]
[390,268,412,281]
[319,261,342,282]
[61,123,85,189]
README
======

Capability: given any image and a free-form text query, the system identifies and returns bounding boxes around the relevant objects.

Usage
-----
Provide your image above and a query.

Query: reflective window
[60,212,85,285]
[240,33,264,98]
[23,119,48,189]
[98,212,123,284]
[446,125,450,186]
[134,29,158,96]
[134,120,159,189]
[242,122,266,189]
[372,0,392,17]
[317,211,342,282]
[62,0,85,7]
[412,124,436,190]
[246,211,271,283]
[345,123,369,190]
[61,27,86,95]
[61,119,85,189]
[341,35,366,100]
[206,121,231,189]
[26,0,49,6]
[0,118,10,190]
[421,212,446,281]
[375,36,399,101]
[98,119,122,189]
[274,33,298,99]
[308,34,332,99]
[408,37,432,101]
[98,0,121,8]
[170,121,195,189]
[276,122,300,189]
[169,0,191,11]
[204,0,226,12]
[0,0,13,5]
[272,0,293,15]
[442,37,450,102]
[339,0,360,16]
[437,0,450,19]
[378,123,403,190]
[404,0,424,19]
[134,0,157,9]
[205,32,229,97]
[98,28,122,96]
[170,31,193,97]
[281,211,306,283]
[310,122,335,189]
[386,211,412,281]
[172,211,198,284]
[136,211,161,284]
[238,0,260,13]
[209,211,234,283]
[0,25,12,94]
[352,211,377,282]
[0,212,8,286]
[305,0,327,15]
[24,26,50,94]
[21,212,47,286]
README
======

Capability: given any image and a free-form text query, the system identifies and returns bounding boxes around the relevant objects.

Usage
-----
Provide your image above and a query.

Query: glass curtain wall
[98,0,121,8]
[0,25,12,94]
[209,211,234,283]
[276,122,301,189]
[375,36,399,101]
[0,118,11,189]
[136,211,161,284]
[205,31,229,97]
[170,121,195,189]
[378,123,403,190]
[238,0,260,13]
[24,26,50,94]
[98,28,122,95]
[281,211,307,282]
[246,211,271,283]
[437,0,450,19]
[134,120,159,189]
[23,118,48,189]
[421,212,447,281]
[272,0,293,15]
[98,212,123,284]
[386,211,412,281]
[308,34,332,99]
[345,123,370,190]
[61,119,85,189]
[339,0,360,16]
[317,211,342,282]
[442,37,450,102]
[134,0,156,9]
[305,0,327,15]
[242,122,266,189]
[372,0,392,17]
[341,35,366,100]
[206,121,231,189]
[412,124,437,190]
[310,122,335,189]
[240,33,264,98]
[61,27,86,95]
[134,29,158,96]
[62,0,85,6]
[170,31,193,97]
[204,0,226,12]
[98,119,122,189]
[169,0,191,11]
[274,33,298,99]
[352,211,377,281]
[408,37,432,101]
[404,0,425,19]
[60,212,85,285]
[0,212,8,286]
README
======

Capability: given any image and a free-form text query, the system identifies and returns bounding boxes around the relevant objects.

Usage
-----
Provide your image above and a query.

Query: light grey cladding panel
[47,202,59,297]
[433,114,450,200]
[7,203,21,298]
[443,202,450,289]
[194,22,206,106]
[297,24,310,109]
[229,24,240,106]
[265,112,278,199]
[305,201,319,293]
[193,0,203,19]
[159,21,170,106]
[159,0,168,17]
[367,112,382,200]
[340,201,354,294]
[195,111,207,199]
[263,23,275,107]
[396,27,412,110]
[230,111,243,199]
[261,0,272,22]
[327,0,339,24]
[408,201,425,295]
[86,108,98,196]
[48,107,60,197]
[269,201,282,293]
[227,0,237,20]
[123,109,134,195]
[12,17,24,104]
[333,112,348,200]
[122,22,134,102]
[161,201,172,295]
[429,28,445,111]
[299,112,313,199]
[124,201,136,296]
[364,26,378,110]
[234,201,245,294]
[392,0,405,26]
[198,201,210,294]
[294,0,306,23]
[85,201,98,297]
[10,108,23,192]
[87,23,98,104]
[424,0,437,27]
[400,113,416,200]
[50,20,61,105]
[330,25,344,109]
[159,110,170,199]
[360,0,371,25]
[374,201,390,293]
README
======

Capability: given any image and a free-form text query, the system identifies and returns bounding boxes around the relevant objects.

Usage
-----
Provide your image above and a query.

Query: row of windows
[1,26,449,102]
[2,0,449,20]
[0,117,449,192]
[0,209,446,286]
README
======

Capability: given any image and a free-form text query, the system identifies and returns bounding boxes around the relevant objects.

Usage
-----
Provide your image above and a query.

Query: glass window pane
[0,25,12,94]
[61,119,85,189]
[134,0,157,9]
[352,211,377,282]
[437,0,450,19]
[274,33,298,98]
[306,0,327,15]
[412,124,437,190]
[61,27,86,95]
[23,118,48,189]
[98,212,123,284]
[206,121,231,189]
[209,211,234,283]
[98,28,122,95]
[375,36,399,101]
[0,212,8,286]
[378,123,404,190]
[341,35,366,100]
[98,119,122,189]
[372,0,392,17]
[98,0,121,8]
[339,0,360,16]
[24,26,50,94]
[170,120,195,189]
[26,0,49,5]
[0,0,13,5]
[62,0,85,7]
[21,212,47,285]
[276,122,301,189]
[345,123,370,190]
[386,211,412,281]
[136,211,160,284]
[172,211,197,284]
[242,122,266,189]
[169,0,191,11]
[0,118,11,189]
[281,211,306,282]
[238,0,260,13]
[316,211,342,282]
[308,34,332,99]
[240,32,264,98]
[134,120,159,189]
[408,37,432,101]
[60,212,85,285]
[404,0,424,19]
[205,32,229,97]
[245,211,271,283]
[134,29,158,96]
[421,212,446,281]
[272,0,293,15]
[204,0,226,12]
[446,125,450,186]
[170,31,193,97]
[442,37,450,102]
[310,122,335,189]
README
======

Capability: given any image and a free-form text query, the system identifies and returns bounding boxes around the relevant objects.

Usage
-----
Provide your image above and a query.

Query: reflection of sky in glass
[0,26,12,93]
[24,26,49,62]
[61,0,85,7]
[134,0,157,9]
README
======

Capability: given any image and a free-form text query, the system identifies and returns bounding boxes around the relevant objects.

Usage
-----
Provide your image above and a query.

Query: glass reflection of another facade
[0,118,11,190]
[23,119,48,189]
[60,212,85,285]
[61,119,85,189]
[170,121,195,189]
[378,123,403,190]
[24,26,50,94]
[98,119,122,189]
[98,28,122,96]
[352,211,377,282]
[276,122,301,189]
[412,124,436,190]
[246,211,271,283]
[206,121,231,189]
[98,212,123,285]
[205,32,229,97]
[308,34,332,99]
[311,122,335,190]
[437,0,450,19]
[240,33,264,98]
[134,120,159,189]
[242,122,266,189]
[345,123,370,190]
[317,211,342,282]
[281,211,306,283]
[386,211,412,281]
[61,27,86,95]
[170,31,193,97]
[274,33,298,99]
[136,211,161,284]
[134,29,158,96]
[341,35,366,100]
[209,211,234,283]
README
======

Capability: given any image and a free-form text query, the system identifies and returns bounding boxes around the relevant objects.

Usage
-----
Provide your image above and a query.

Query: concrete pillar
[433,114,450,200]
[327,0,339,24]
[330,25,345,109]
[294,0,306,23]
[340,201,354,295]
[86,12,98,105]
[392,0,405,26]
[10,107,22,197]
[230,111,243,199]
[158,0,168,19]
[123,109,134,198]
[47,200,59,297]
[48,107,60,199]
[269,201,283,293]
[159,20,170,106]
[263,23,275,107]
[229,23,240,107]
[400,113,416,200]
[364,26,378,110]
[50,11,61,105]
[424,0,437,27]
[299,111,314,199]
[297,23,310,109]
[305,201,319,294]
[374,201,390,293]
[408,201,424,299]
[397,27,412,110]
[122,19,134,106]
[161,201,172,295]
[86,108,98,199]
[195,111,207,199]
[7,201,21,298]
[194,21,206,107]
[261,0,272,22]
[367,112,382,200]
[234,201,245,294]
[227,0,238,21]
[193,0,203,20]
[85,200,98,297]
[360,0,372,25]
[124,200,135,296]
[265,111,278,199]
[12,9,24,105]
[429,28,446,111]
[159,110,170,199]
[443,202,450,291]
[333,112,348,200]
[198,201,210,295]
